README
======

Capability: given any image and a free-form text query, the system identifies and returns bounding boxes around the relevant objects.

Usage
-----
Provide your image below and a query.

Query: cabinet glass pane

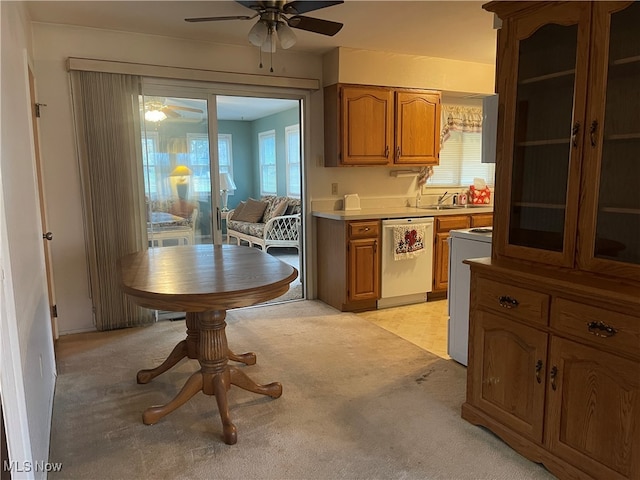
[594,2,640,264]
[509,24,578,251]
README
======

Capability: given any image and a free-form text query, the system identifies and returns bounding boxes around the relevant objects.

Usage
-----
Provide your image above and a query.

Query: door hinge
[51,305,58,318]
[35,103,47,118]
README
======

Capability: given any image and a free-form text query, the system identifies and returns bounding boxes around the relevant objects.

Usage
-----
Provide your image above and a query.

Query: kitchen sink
[417,204,492,210]
[417,204,465,210]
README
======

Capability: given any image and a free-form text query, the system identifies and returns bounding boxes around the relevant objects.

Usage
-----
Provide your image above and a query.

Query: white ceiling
[26,0,497,120]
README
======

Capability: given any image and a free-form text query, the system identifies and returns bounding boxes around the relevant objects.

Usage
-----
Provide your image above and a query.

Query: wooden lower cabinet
[463,259,640,480]
[316,217,380,311]
[432,213,492,296]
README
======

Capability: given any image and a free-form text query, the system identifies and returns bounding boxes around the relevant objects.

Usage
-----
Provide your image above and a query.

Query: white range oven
[378,217,434,309]
[447,227,493,365]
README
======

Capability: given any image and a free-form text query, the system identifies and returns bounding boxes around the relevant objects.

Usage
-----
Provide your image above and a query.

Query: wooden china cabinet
[324,84,441,166]
[463,3,640,480]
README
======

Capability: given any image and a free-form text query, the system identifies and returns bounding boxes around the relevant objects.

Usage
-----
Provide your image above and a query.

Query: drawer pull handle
[535,360,543,384]
[587,321,617,338]
[550,366,558,391]
[498,296,519,308]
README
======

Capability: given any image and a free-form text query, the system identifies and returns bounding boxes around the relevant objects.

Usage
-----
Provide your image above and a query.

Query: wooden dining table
[118,244,298,444]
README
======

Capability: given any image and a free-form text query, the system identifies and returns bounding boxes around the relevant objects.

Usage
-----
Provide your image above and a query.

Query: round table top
[118,244,298,312]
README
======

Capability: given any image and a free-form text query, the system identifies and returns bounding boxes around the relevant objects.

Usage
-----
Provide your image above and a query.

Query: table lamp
[170,165,192,200]
[220,172,236,212]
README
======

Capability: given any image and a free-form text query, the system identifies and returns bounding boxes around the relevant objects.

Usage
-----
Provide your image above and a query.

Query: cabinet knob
[550,366,558,391]
[498,295,519,308]
[43,232,53,241]
[590,120,598,147]
[535,360,543,384]
[587,321,617,338]
[571,122,580,148]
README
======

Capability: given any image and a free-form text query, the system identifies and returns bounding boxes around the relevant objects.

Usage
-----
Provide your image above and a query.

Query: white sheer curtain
[70,71,153,331]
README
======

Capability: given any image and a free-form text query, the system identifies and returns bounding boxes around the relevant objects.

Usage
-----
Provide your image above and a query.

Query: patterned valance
[440,105,483,145]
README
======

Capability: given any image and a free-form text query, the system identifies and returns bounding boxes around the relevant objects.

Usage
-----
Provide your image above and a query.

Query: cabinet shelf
[611,54,640,66]
[605,132,640,141]
[516,138,569,147]
[600,206,640,215]
[513,202,566,210]
[519,69,575,85]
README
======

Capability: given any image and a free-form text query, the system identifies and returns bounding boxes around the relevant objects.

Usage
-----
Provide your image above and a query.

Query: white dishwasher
[378,217,434,309]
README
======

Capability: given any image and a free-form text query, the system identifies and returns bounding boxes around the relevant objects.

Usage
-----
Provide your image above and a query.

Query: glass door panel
[594,2,640,265]
[141,95,212,248]
[508,23,578,252]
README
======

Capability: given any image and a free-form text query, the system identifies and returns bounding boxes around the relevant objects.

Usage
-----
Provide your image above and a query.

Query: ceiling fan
[143,97,204,123]
[185,1,344,71]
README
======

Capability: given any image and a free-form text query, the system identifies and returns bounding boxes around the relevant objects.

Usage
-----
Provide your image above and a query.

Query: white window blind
[259,130,277,195]
[430,130,495,187]
[285,124,300,198]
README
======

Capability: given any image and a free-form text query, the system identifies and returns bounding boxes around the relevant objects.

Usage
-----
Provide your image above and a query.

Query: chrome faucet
[437,191,454,205]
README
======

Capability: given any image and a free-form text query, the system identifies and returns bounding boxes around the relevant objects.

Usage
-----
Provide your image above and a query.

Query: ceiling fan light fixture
[248,20,268,46]
[260,29,276,53]
[145,110,167,122]
[277,22,297,49]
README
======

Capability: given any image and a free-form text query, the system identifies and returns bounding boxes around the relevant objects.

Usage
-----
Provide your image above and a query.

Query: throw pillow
[234,198,268,223]
[231,201,246,220]
[263,198,288,223]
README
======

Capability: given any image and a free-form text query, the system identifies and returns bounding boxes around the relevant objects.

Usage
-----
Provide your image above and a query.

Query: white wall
[1,3,57,478]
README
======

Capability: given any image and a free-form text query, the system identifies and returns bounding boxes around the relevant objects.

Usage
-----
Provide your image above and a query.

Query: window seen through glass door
[259,130,277,195]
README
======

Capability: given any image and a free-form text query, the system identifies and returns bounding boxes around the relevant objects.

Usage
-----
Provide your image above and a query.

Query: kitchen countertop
[312,205,493,221]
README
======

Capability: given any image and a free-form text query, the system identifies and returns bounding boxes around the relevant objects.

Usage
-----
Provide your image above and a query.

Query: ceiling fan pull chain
[270,47,274,73]
[259,47,263,69]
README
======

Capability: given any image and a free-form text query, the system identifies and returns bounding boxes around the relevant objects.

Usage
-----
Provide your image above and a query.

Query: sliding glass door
[141,93,218,247]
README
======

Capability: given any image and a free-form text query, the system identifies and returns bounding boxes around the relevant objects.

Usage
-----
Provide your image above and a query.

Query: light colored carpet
[50,300,554,480]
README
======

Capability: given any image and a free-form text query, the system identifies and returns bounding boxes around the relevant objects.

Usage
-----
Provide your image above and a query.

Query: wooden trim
[66,57,320,91]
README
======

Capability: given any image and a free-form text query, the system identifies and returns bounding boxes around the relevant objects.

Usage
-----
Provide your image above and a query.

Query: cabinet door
[348,237,379,301]
[433,232,450,291]
[340,86,393,165]
[493,3,592,267]
[394,91,441,165]
[577,2,640,281]
[471,213,493,227]
[470,310,548,443]
[546,337,640,480]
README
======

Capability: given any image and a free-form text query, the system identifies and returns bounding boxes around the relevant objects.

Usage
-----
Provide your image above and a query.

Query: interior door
[29,67,58,340]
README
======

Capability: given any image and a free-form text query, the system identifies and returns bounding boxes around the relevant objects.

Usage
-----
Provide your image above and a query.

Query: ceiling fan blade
[161,108,181,118]
[236,1,267,11]
[283,1,343,15]
[185,14,256,23]
[166,105,204,114]
[287,15,343,36]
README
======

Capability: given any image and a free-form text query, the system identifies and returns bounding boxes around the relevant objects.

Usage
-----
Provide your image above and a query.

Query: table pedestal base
[138,310,281,445]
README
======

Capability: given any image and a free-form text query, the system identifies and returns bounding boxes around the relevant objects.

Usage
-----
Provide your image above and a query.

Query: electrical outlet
[331,183,338,195]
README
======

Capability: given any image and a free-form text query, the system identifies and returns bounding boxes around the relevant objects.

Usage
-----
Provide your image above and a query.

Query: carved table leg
[136,312,200,384]
[142,371,203,425]
[227,350,257,365]
[229,366,282,398]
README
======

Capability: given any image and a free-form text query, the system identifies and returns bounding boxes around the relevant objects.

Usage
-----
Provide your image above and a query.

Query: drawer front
[551,298,640,358]
[348,220,380,239]
[477,278,550,326]
[436,215,470,232]
[471,213,493,227]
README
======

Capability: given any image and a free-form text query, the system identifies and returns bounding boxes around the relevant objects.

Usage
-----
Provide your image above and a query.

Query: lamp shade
[248,21,268,47]
[170,165,192,177]
[220,172,236,191]
[277,22,297,49]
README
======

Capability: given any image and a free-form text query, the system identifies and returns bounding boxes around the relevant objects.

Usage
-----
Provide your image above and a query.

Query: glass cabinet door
[579,2,640,280]
[495,4,591,267]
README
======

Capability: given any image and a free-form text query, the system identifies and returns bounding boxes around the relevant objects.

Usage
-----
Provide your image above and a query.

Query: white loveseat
[226,195,301,252]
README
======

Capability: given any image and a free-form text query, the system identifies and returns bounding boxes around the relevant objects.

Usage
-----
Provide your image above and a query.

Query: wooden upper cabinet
[490,1,640,281]
[576,1,640,281]
[394,91,441,165]
[340,85,393,166]
[324,84,441,167]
